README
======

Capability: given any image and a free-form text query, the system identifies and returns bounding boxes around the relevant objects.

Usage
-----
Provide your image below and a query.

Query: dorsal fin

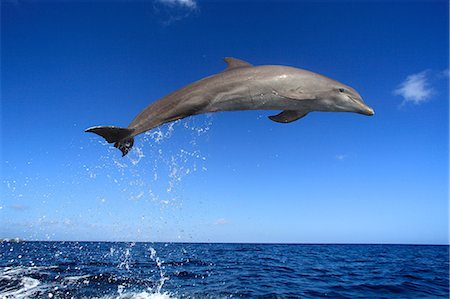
[223,57,253,71]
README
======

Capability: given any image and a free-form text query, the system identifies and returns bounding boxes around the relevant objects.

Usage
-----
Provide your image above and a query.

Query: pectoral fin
[268,110,308,123]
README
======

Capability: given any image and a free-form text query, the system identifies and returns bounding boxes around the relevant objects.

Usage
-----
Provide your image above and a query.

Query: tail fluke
[85,126,135,157]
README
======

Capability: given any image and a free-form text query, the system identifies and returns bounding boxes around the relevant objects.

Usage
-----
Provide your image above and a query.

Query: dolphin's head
[284,68,375,116]
[325,85,374,116]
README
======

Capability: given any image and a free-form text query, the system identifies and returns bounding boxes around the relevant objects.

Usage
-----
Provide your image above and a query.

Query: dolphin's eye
[338,88,345,93]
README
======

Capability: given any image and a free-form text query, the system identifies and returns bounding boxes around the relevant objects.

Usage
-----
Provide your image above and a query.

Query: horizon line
[1,240,448,246]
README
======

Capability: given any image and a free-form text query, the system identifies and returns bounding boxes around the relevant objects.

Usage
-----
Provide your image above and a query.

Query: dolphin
[86,57,374,156]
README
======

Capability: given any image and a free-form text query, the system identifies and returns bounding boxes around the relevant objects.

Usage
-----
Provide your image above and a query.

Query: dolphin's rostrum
[86,58,374,156]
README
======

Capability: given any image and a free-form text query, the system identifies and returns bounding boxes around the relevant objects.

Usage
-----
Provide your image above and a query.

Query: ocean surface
[0,242,448,298]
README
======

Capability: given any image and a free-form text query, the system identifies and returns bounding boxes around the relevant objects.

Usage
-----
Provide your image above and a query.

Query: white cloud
[63,218,74,226]
[153,0,198,25]
[394,70,434,105]
[214,218,228,225]
[157,0,197,9]
[335,154,347,161]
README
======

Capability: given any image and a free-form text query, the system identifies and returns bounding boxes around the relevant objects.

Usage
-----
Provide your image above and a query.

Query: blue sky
[1,0,448,244]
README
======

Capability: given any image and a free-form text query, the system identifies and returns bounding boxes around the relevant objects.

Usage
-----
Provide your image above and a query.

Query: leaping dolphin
[86,57,374,156]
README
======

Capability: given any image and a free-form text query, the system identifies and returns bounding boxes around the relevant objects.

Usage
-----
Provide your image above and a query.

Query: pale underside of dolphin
[86,57,374,156]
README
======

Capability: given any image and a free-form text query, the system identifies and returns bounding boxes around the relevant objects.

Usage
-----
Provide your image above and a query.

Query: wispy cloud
[157,0,197,9]
[153,0,198,25]
[394,70,434,105]
[214,218,228,225]
[335,154,347,161]
[8,204,29,211]
[439,69,449,78]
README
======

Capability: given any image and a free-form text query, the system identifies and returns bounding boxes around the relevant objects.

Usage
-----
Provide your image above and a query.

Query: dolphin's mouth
[358,108,374,116]
[362,107,375,116]
[348,96,375,116]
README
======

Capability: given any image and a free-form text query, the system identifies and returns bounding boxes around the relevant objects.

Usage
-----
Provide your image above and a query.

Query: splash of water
[118,243,135,271]
[86,115,212,205]
[0,266,54,298]
[0,265,175,299]
[149,247,168,294]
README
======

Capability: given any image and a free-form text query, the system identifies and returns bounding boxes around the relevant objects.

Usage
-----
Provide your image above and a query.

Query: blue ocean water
[0,242,448,298]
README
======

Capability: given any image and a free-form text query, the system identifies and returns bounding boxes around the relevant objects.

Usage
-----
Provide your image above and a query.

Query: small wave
[84,272,148,286]
[63,274,92,282]
[0,266,58,298]
[92,290,175,299]
[0,265,58,277]
[163,258,211,267]
[0,276,45,299]
[172,270,204,279]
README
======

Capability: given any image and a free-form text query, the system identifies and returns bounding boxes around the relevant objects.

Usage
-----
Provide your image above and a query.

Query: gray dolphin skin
[86,57,374,156]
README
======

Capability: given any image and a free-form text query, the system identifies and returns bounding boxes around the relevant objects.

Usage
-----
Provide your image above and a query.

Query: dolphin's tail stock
[85,126,135,157]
